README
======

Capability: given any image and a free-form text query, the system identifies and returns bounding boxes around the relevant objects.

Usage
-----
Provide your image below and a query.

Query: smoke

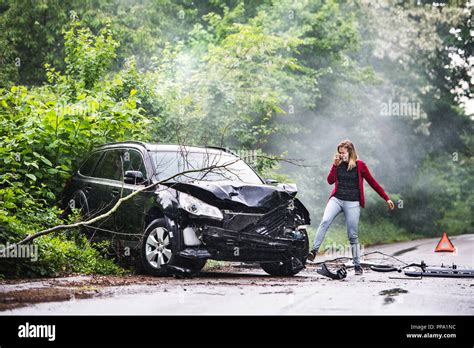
[265,1,451,221]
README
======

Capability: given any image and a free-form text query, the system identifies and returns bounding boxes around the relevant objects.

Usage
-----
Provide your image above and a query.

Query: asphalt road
[1,234,473,315]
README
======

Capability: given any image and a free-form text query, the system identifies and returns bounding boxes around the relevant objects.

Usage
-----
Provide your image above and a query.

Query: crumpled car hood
[165,180,297,212]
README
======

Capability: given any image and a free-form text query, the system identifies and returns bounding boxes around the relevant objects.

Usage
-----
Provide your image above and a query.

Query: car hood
[164,180,298,212]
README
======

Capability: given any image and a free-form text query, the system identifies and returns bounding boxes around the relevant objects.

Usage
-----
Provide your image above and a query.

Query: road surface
[1,234,473,315]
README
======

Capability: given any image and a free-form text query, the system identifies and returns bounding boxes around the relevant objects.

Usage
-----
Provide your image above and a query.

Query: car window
[78,152,102,177]
[151,151,263,184]
[95,150,123,181]
[122,149,147,179]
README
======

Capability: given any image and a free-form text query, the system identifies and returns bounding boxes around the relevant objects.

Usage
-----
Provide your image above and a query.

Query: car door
[91,149,124,238]
[73,150,107,229]
[111,148,151,242]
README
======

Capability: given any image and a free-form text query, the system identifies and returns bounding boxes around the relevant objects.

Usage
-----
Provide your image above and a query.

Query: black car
[62,141,311,276]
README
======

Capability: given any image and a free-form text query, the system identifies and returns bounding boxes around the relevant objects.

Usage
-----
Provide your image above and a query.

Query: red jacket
[327,159,390,208]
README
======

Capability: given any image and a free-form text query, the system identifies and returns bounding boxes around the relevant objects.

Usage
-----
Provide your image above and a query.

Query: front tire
[260,258,304,276]
[140,219,206,276]
[260,228,309,276]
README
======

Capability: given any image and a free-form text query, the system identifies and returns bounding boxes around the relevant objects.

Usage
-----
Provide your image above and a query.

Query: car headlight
[178,192,223,220]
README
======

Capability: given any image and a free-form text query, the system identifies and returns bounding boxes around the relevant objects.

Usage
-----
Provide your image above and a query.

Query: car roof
[97,141,238,156]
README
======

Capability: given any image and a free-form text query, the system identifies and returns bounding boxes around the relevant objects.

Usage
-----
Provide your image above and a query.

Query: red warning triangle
[435,232,455,252]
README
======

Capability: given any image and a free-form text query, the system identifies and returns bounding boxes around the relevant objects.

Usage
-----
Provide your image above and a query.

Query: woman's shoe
[307,250,317,261]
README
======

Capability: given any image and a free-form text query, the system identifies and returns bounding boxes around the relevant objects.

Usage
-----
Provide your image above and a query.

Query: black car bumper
[188,224,307,262]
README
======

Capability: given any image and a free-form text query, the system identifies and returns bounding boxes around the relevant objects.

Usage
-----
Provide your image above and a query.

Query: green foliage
[0,1,199,86]
[34,233,124,277]
[0,0,69,85]
[0,20,147,278]
[394,155,474,236]
[0,221,124,278]
[0,21,150,210]
[63,21,120,91]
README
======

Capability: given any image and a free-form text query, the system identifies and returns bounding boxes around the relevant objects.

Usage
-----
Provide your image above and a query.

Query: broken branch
[0,158,240,254]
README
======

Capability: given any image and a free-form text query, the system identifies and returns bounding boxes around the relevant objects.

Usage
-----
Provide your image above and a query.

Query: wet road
[1,234,473,315]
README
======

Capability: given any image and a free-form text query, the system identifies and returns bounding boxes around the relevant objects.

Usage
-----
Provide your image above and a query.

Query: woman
[307,140,395,275]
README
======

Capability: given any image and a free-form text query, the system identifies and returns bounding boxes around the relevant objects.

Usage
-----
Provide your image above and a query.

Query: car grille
[222,211,263,231]
[241,205,288,237]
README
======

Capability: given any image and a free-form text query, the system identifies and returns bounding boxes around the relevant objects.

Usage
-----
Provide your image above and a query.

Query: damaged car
[62,141,311,276]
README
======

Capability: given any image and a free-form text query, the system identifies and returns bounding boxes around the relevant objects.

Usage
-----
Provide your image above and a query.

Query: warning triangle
[435,232,455,252]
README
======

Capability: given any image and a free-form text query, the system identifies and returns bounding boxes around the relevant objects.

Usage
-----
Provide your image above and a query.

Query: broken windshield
[151,150,263,184]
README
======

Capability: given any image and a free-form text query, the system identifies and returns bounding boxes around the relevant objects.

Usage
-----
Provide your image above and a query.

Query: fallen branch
[0,158,240,254]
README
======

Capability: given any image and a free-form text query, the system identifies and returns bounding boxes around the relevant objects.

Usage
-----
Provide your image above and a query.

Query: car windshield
[151,150,263,184]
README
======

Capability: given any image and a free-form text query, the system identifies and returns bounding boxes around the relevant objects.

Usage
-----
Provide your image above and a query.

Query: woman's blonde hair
[337,139,358,171]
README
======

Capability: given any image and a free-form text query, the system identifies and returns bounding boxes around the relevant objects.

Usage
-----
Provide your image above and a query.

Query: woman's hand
[387,200,395,210]
[333,154,342,166]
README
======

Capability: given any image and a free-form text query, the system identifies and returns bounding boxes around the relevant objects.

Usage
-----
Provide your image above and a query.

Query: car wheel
[260,259,304,276]
[260,228,309,276]
[140,218,206,276]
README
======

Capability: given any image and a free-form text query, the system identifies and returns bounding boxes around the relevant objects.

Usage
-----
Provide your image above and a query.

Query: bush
[0,209,125,278]
[0,21,147,278]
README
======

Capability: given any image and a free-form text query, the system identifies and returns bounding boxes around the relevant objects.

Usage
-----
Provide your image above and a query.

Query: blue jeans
[312,196,361,266]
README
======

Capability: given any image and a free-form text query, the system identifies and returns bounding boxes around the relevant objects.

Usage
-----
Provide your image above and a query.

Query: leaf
[4,202,16,209]
[25,173,37,181]
[46,191,56,200]
[40,156,53,167]
[25,161,39,169]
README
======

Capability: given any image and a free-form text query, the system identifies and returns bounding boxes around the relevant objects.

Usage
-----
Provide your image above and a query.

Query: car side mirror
[124,170,146,185]
[264,178,279,185]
